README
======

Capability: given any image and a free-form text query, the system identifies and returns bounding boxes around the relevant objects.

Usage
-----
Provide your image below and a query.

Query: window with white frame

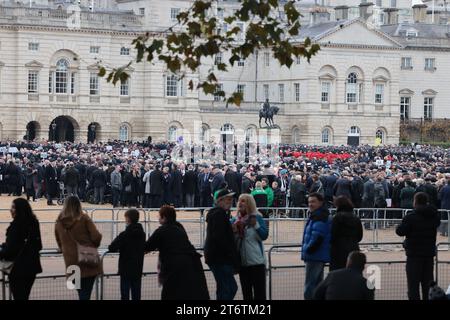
[425,58,435,70]
[237,84,245,100]
[391,0,397,7]
[217,8,224,19]
[166,74,178,97]
[119,124,129,141]
[296,55,301,65]
[348,126,361,136]
[55,59,69,94]
[346,73,358,103]
[292,127,300,144]
[321,81,331,103]
[263,84,269,101]
[120,79,129,96]
[214,53,222,65]
[120,47,130,56]
[90,72,99,95]
[376,129,385,144]
[374,83,384,104]
[71,72,76,94]
[264,52,270,67]
[139,8,145,15]
[28,71,39,94]
[90,46,100,54]
[401,57,412,69]
[168,126,178,142]
[294,83,300,102]
[28,42,39,51]
[245,127,257,143]
[237,57,244,67]
[214,83,223,101]
[236,22,244,41]
[400,96,410,121]
[170,8,180,22]
[48,71,53,93]
[424,97,433,120]
[278,84,284,103]
[321,128,330,144]
[200,125,209,143]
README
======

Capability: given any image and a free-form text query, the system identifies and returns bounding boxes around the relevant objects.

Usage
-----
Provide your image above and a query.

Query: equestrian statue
[259,99,280,128]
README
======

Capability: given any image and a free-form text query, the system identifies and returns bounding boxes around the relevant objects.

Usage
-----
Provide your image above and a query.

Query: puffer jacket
[233,213,269,267]
[301,207,332,263]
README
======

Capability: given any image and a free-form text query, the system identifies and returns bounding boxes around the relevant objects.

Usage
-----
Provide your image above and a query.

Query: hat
[280,169,288,175]
[215,188,235,201]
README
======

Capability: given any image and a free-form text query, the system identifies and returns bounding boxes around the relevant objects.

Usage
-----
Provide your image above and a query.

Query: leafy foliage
[100,0,320,106]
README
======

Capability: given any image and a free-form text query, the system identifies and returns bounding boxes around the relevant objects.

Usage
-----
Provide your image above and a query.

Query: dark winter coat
[108,223,146,280]
[44,165,58,197]
[149,169,164,195]
[440,184,450,210]
[241,176,253,194]
[145,222,209,300]
[210,172,225,194]
[183,170,197,195]
[400,186,415,209]
[171,170,183,196]
[396,205,441,257]
[225,170,240,195]
[91,169,107,188]
[64,167,79,187]
[333,178,352,200]
[330,210,363,270]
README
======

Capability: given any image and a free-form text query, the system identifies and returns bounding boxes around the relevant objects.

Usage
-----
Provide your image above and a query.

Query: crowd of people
[0,139,450,300]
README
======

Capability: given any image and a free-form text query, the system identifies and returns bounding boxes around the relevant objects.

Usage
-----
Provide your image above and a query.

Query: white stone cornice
[399,88,414,95]
[422,89,437,96]
[0,24,143,37]
[372,75,389,82]
[25,60,44,68]
[318,73,336,80]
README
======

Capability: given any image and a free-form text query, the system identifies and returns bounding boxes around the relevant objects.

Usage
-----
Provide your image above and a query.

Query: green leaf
[98,67,106,77]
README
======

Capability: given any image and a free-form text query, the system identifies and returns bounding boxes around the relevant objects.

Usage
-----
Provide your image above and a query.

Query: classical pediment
[319,72,336,80]
[422,89,437,96]
[87,63,100,70]
[399,88,414,95]
[25,60,44,68]
[373,75,389,82]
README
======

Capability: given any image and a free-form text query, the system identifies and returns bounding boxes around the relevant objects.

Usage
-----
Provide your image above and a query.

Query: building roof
[380,23,450,48]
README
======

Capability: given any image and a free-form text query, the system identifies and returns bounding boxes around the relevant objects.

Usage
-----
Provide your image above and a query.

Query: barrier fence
[1,242,450,300]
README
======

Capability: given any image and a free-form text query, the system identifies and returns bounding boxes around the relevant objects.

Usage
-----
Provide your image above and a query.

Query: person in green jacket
[262,178,274,207]
[400,180,416,209]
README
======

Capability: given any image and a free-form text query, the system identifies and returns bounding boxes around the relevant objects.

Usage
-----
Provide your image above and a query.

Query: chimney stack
[412,4,427,23]
[359,2,374,22]
[310,7,331,25]
[384,8,399,25]
[334,6,349,21]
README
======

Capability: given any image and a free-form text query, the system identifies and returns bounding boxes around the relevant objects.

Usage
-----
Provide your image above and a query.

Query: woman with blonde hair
[232,194,269,300]
[55,196,102,300]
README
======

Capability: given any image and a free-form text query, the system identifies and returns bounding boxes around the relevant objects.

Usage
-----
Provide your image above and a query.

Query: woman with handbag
[0,198,43,300]
[55,196,102,300]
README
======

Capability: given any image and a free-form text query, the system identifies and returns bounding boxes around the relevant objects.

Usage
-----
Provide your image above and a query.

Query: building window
[374,83,384,104]
[214,53,222,65]
[424,97,433,120]
[71,72,76,94]
[263,84,269,101]
[28,42,39,51]
[296,56,301,65]
[321,128,330,144]
[376,0,382,7]
[237,84,245,100]
[278,84,284,103]
[90,73,99,95]
[390,0,397,7]
[425,58,436,70]
[170,8,180,22]
[119,124,129,141]
[321,81,331,103]
[406,30,418,38]
[245,127,257,143]
[214,83,223,101]
[376,129,385,144]
[292,128,300,144]
[168,126,178,142]
[400,96,410,121]
[166,74,178,97]
[237,57,245,67]
[28,71,39,94]
[346,73,358,103]
[294,83,300,102]
[236,22,244,41]
[139,8,145,15]
[401,57,412,69]
[200,125,209,143]
[55,58,69,94]
[120,47,130,56]
[120,79,129,96]
[348,126,361,136]
[217,8,224,19]
[90,46,100,54]
[48,71,53,94]
[264,52,270,67]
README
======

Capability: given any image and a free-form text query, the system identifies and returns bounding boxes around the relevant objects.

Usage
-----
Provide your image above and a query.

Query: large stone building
[0,0,447,145]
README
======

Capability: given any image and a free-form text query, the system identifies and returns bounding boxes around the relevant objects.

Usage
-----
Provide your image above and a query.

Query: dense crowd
[0,140,449,213]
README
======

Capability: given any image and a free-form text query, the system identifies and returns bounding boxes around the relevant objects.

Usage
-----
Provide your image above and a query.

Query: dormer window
[406,30,418,38]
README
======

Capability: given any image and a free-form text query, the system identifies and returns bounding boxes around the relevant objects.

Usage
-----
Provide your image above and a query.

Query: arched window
[245,126,257,143]
[168,126,178,142]
[346,72,358,103]
[376,129,385,144]
[221,123,234,134]
[348,126,361,136]
[119,124,129,141]
[321,128,331,144]
[292,127,300,144]
[200,125,210,143]
[55,58,69,94]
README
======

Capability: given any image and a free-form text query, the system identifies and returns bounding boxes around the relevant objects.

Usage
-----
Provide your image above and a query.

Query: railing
[2,242,449,300]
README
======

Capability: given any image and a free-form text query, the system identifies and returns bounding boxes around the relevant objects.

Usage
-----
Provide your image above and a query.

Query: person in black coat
[162,167,172,205]
[225,165,240,202]
[91,164,107,204]
[198,166,213,208]
[330,196,363,271]
[25,163,37,201]
[108,209,146,300]
[396,192,441,300]
[144,206,209,300]
[324,172,338,204]
[240,172,255,195]
[5,161,21,196]
[313,251,374,300]
[0,198,43,300]
[350,174,364,208]
[149,165,165,208]
[64,164,79,197]
[183,165,197,207]
[170,164,183,207]
[44,161,58,205]
[210,167,225,195]
[333,176,353,201]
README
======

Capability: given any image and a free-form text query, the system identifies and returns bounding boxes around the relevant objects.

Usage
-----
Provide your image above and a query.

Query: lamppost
[51,121,57,142]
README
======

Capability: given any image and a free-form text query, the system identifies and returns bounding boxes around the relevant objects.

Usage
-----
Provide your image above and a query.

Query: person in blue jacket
[301,192,332,300]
